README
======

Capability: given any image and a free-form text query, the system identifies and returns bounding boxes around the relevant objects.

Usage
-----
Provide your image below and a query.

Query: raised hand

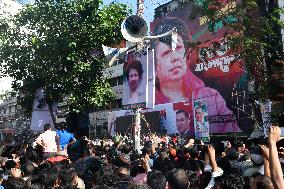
[259,145,269,160]
[269,126,281,144]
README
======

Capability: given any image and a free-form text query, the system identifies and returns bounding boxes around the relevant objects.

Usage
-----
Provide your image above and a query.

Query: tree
[0,0,132,118]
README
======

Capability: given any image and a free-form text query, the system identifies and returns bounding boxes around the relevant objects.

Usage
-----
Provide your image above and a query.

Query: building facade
[88,61,124,139]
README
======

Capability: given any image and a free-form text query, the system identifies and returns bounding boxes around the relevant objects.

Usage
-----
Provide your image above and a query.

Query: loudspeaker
[121,15,148,42]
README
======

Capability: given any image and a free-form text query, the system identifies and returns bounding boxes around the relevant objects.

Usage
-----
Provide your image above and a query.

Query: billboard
[122,47,154,109]
[150,0,252,135]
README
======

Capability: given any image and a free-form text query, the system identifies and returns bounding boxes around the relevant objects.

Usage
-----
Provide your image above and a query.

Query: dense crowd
[0,123,283,189]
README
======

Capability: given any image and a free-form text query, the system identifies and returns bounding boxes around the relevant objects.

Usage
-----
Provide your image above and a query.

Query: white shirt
[36,130,58,152]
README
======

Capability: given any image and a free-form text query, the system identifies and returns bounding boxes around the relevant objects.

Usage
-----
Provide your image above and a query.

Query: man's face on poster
[195,107,204,123]
[176,111,189,134]
[128,68,140,92]
[155,35,187,84]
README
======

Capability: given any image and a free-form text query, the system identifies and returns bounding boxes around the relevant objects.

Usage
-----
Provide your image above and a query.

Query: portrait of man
[152,17,242,133]
[176,109,190,135]
[122,59,146,105]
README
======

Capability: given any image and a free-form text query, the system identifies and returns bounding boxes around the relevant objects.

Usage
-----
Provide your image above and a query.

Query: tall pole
[133,0,145,152]
[137,0,145,17]
[134,108,141,152]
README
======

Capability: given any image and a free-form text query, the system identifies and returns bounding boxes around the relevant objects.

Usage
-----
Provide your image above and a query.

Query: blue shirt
[56,130,74,150]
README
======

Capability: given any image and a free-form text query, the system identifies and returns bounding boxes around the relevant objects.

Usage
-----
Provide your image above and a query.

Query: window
[118,76,123,85]
[105,103,111,111]
[117,99,122,109]
[109,78,117,87]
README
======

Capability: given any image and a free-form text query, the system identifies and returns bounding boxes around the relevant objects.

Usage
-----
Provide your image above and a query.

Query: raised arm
[268,126,284,189]
[259,144,270,177]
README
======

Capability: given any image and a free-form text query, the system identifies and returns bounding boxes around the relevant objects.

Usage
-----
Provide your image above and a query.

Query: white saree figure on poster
[193,99,210,142]
[30,88,55,131]
[258,100,272,137]
[108,112,116,136]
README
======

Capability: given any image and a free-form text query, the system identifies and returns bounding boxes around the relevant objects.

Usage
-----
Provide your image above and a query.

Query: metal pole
[134,108,141,152]
[137,0,145,17]
[132,0,145,153]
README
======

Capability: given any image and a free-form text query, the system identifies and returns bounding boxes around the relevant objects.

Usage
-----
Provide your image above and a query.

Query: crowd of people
[0,123,283,189]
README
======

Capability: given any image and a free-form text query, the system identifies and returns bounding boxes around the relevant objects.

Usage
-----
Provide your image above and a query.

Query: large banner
[122,47,154,109]
[150,0,251,134]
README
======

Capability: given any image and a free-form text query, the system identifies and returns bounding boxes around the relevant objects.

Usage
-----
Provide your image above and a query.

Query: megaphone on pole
[121,15,148,43]
[104,15,178,66]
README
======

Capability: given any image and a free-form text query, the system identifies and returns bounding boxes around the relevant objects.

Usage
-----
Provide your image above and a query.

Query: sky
[102,0,172,25]
[18,0,172,27]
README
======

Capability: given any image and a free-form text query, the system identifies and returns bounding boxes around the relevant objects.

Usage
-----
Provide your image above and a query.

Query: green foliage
[0,0,131,114]
[188,0,284,100]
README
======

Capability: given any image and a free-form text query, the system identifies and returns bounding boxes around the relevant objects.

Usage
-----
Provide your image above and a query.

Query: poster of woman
[122,48,154,110]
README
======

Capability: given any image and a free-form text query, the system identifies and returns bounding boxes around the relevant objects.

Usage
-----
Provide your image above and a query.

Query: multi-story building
[89,60,124,138]
[0,95,16,143]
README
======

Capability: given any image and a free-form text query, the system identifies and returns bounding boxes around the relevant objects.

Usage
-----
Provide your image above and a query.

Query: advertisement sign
[193,99,210,142]
[150,1,251,134]
[122,47,154,110]
[259,101,272,137]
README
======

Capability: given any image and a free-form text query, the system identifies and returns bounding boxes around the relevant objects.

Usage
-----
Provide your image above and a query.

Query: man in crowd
[56,122,75,156]
[36,123,60,160]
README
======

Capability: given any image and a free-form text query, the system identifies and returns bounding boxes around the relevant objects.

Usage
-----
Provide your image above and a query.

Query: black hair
[189,147,199,159]
[167,169,189,189]
[54,185,79,189]
[22,162,36,177]
[254,175,274,189]
[147,171,167,189]
[38,166,59,188]
[214,174,245,189]
[124,60,143,81]
[176,109,189,118]
[5,177,26,189]
[29,183,45,189]
[152,17,189,48]
[4,159,17,170]
[58,166,77,186]
[141,146,152,156]
[44,124,52,131]
[188,172,201,188]
[59,122,67,130]
[97,173,119,188]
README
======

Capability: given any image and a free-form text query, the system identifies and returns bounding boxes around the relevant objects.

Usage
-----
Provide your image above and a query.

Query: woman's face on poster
[128,68,140,92]
[155,34,187,84]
